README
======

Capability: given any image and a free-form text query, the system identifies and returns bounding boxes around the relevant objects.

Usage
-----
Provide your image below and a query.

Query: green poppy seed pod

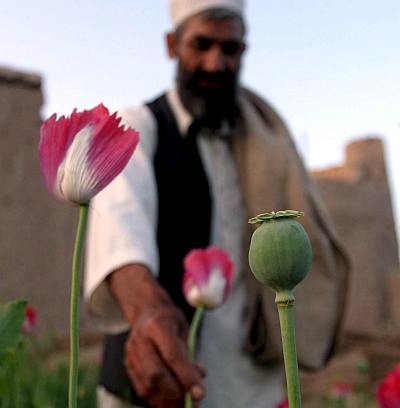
[248,210,312,293]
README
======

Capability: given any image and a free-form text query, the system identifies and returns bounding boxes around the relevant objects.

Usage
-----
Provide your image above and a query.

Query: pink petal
[22,305,37,334]
[376,364,400,408]
[275,397,289,408]
[86,110,139,195]
[182,246,234,308]
[183,249,209,299]
[39,104,139,204]
[39,113,72,194]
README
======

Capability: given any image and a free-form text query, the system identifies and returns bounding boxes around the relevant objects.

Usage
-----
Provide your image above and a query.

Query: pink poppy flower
[183,246,234,309]
[22,305,37,333]
[276,396,289,408]
[377,363,400,408]
[39,104,139,204]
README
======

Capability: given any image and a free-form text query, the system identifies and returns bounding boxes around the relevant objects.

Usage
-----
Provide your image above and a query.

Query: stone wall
[303,139,400,405]
[0,66,95,337]
[312,138,400,339]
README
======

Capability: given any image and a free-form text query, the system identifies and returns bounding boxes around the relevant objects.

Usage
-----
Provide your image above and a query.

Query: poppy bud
[248,210,312,293]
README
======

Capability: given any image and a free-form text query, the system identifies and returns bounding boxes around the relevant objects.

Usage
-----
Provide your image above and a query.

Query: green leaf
[0,299,28,353]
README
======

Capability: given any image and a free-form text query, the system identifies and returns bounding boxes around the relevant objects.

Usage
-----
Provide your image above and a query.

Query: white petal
[187,268,226,308]
[55,125,99,203]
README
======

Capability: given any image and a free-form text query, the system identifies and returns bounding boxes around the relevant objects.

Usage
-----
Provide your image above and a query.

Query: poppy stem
[188,306,204,360]
[185,306,204,408]
[276,290,301,408]
[68,204,89,408]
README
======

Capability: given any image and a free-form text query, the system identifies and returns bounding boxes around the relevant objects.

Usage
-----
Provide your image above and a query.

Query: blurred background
[1,1,399,405]
[1,0,399,207]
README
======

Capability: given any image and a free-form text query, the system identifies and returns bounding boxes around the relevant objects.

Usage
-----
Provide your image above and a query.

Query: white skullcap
[170,0,244,29]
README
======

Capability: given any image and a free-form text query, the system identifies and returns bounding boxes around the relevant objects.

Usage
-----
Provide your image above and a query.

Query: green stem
[68,204,89,408]
[188,307,204,359]
[185,307,204,408]
[276,290,301,408]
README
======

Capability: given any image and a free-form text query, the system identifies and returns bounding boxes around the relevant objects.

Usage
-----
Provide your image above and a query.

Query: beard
[176,63,240,130]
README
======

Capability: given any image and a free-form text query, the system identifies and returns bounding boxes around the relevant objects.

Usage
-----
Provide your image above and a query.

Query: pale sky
[1,0,399,240]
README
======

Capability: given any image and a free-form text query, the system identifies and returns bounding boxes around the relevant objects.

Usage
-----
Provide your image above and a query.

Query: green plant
[249,210,312,408]
[0,300,27,358]
[0,336,98,407]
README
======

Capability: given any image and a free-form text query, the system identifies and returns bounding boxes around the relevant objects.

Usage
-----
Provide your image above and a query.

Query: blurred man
[85,1,348,407]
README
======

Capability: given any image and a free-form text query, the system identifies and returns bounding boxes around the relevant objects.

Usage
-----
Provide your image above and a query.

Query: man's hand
[108,264,205,408]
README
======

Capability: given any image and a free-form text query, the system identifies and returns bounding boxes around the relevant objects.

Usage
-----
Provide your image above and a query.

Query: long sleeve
[84,104,158,334]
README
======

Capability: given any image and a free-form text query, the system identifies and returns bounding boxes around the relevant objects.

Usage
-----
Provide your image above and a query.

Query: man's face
[167,14,245,125]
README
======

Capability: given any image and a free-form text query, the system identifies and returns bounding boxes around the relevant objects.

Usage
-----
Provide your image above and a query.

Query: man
[85,1,348,407]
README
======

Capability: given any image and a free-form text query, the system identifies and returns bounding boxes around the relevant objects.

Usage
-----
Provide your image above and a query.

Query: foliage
[0,300,27,357]
[0,335,98,408]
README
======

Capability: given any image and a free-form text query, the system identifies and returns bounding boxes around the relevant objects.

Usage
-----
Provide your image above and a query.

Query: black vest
[99,94,212,403]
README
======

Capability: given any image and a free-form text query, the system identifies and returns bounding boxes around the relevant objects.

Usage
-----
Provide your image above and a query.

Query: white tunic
[85,88,284,407]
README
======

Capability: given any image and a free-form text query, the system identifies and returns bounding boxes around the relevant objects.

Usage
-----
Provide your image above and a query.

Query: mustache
[176,63,240,127]
[187,69,236,88]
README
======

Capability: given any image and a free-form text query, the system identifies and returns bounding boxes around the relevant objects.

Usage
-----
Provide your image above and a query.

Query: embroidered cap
[170,0,244,29]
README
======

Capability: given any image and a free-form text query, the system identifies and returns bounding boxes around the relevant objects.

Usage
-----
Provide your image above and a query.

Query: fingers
[125,334,182,406]
[148,315,205,401]
[154,333,205,401]
[195,362,207,378]
[124,307,206,406]
[111,266,206,406]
